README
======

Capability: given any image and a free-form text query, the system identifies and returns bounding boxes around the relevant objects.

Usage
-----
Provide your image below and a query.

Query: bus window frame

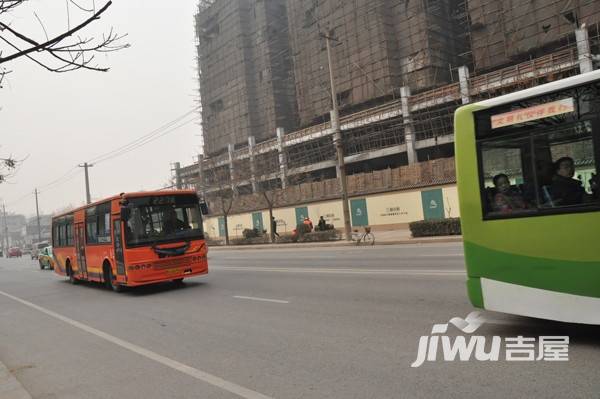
[475,101,600,221]
[85,201,113,246]
[52,214,74,248]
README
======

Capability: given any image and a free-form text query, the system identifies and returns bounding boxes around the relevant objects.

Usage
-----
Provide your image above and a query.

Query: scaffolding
[196,0,297,156]
[468,0,600,72]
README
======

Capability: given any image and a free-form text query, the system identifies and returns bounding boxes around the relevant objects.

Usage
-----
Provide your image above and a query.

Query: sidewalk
[208,229,462,251]
[0,361,32,399]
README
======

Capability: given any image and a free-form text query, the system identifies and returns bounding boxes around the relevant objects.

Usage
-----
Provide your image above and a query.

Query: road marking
[214,266,465,276]
[233,296,289,304]
[415,254,463,257]
[0,289,273,399]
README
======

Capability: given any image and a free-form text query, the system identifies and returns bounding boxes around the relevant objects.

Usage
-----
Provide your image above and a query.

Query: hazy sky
[0,0,201,217]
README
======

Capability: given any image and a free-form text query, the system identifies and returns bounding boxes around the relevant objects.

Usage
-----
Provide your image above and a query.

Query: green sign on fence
[421,189,445,220]
[218,217,226,237]
[350,198,369,226]
[295,207,309,226]
[252,212,264,232]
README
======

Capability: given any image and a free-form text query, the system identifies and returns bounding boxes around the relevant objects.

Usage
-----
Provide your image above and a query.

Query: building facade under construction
[184,0,600,220]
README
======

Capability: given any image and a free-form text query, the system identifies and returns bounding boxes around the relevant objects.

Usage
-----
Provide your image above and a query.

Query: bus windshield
[124,195,204,247]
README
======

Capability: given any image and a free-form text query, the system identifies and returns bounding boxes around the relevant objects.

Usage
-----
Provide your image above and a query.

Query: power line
[87,106,200,164]
[3,107,201,208]
[92,114,200,165]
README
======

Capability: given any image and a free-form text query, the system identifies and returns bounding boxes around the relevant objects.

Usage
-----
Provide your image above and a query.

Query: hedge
[409,218,462,237]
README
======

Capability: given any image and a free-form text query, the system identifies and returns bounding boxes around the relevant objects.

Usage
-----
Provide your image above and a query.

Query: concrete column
[458,65,471,104]
[227,143,236,192]
[248,136,258,193]
[576,24,593,74]
[173,162,182,189]
[196,154,205,198]
[276,128,288,189]
[400,86,418,165]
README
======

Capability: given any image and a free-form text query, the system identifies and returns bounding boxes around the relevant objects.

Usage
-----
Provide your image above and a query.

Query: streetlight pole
[34,188,42,242]
[324,30,352,241]
[78,162,93,204]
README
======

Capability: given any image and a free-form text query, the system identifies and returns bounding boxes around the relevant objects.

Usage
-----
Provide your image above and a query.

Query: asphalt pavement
[0,244,599,399]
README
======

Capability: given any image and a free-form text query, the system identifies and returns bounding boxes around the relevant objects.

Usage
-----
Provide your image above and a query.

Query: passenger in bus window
[491,174,528,213]
[590,173,599,200]
[549,157,589,206]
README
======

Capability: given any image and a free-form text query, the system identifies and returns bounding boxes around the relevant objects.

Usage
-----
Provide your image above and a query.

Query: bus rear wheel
[104,264,123,293]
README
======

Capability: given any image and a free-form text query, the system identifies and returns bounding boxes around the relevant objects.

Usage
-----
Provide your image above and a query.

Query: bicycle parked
[352,226,375,246]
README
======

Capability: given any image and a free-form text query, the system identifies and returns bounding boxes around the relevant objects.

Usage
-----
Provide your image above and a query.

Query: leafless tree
[0,153,21,183]
[204,159,240,245]
[1,1,127,182]
[253,151,285,242]
[0,0,128,82]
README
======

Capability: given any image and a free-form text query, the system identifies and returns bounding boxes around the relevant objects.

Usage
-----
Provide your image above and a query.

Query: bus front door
[74,223,88,279]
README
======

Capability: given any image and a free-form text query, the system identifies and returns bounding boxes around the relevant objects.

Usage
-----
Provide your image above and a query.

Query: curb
[0,361,32,399]
[208,236,463,251]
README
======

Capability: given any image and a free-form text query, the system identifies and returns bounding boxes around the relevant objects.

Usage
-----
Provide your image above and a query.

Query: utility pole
[34,188,42,242]
[324,30,352,241]
[2,202,9,251]
[78,162,93,204]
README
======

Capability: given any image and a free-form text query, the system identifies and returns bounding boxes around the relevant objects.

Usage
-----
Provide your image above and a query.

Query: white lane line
[233,296,289,304]
[214,266,465,276]
[0,290,273,399]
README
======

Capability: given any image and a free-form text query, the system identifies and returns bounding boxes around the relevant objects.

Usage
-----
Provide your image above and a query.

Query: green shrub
[231,236,270,245]
[409,218,462,237]
[242,228,266,239]
[300,229,340,242]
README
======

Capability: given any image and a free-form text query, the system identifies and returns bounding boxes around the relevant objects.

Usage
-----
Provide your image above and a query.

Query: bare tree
[1,1,127,182]
[253,150,285,242]
[0,0,128,82]
[204,159,240,246]
[0,153,20,183]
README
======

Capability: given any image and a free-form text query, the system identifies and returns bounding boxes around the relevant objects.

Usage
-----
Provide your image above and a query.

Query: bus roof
[52,189,198,219]
[476,69,600,109]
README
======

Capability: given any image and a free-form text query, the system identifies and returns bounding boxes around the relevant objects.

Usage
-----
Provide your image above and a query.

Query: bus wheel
[172,278,184,286]
[104,264,123,293]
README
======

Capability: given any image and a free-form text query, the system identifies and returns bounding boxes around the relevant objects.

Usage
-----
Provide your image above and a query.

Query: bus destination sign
[491,98,575,129]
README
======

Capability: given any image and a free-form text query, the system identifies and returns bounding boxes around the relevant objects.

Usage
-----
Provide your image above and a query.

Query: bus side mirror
[121,206,131,221]
[199,201,209,215]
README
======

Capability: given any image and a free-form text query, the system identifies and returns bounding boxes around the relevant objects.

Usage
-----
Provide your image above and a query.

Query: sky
[0,0,202,217]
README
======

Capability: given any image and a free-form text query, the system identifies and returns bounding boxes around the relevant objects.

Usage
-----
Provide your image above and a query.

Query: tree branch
[0,1,117,65]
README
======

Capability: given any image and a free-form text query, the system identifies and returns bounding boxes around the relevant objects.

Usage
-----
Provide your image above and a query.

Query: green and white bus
[455,70,600,324]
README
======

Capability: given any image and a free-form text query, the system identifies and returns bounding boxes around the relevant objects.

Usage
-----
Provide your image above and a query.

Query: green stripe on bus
[464,241,600,299]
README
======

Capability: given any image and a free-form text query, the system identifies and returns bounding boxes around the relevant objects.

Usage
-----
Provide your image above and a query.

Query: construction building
[196,0,297,156]
[181,0,600,231]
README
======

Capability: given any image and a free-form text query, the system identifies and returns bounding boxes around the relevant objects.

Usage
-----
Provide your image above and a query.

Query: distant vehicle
[31,241,50,260]
[52,190,209,292]
[38,246,55,270]
[7,247,22,258]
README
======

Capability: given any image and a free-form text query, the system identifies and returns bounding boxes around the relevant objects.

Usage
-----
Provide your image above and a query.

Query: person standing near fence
[271,217,280,238]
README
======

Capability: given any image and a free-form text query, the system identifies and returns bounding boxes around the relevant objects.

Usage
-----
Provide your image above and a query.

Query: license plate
[165,268,181,275]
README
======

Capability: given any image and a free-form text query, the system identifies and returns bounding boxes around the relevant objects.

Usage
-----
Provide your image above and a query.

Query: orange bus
[52,190,208,291]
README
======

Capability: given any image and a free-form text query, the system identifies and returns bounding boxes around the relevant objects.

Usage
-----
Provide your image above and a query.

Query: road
[1,243,599,399]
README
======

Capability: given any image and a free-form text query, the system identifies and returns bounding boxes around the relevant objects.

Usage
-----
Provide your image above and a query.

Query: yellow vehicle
[38,246,55,270]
